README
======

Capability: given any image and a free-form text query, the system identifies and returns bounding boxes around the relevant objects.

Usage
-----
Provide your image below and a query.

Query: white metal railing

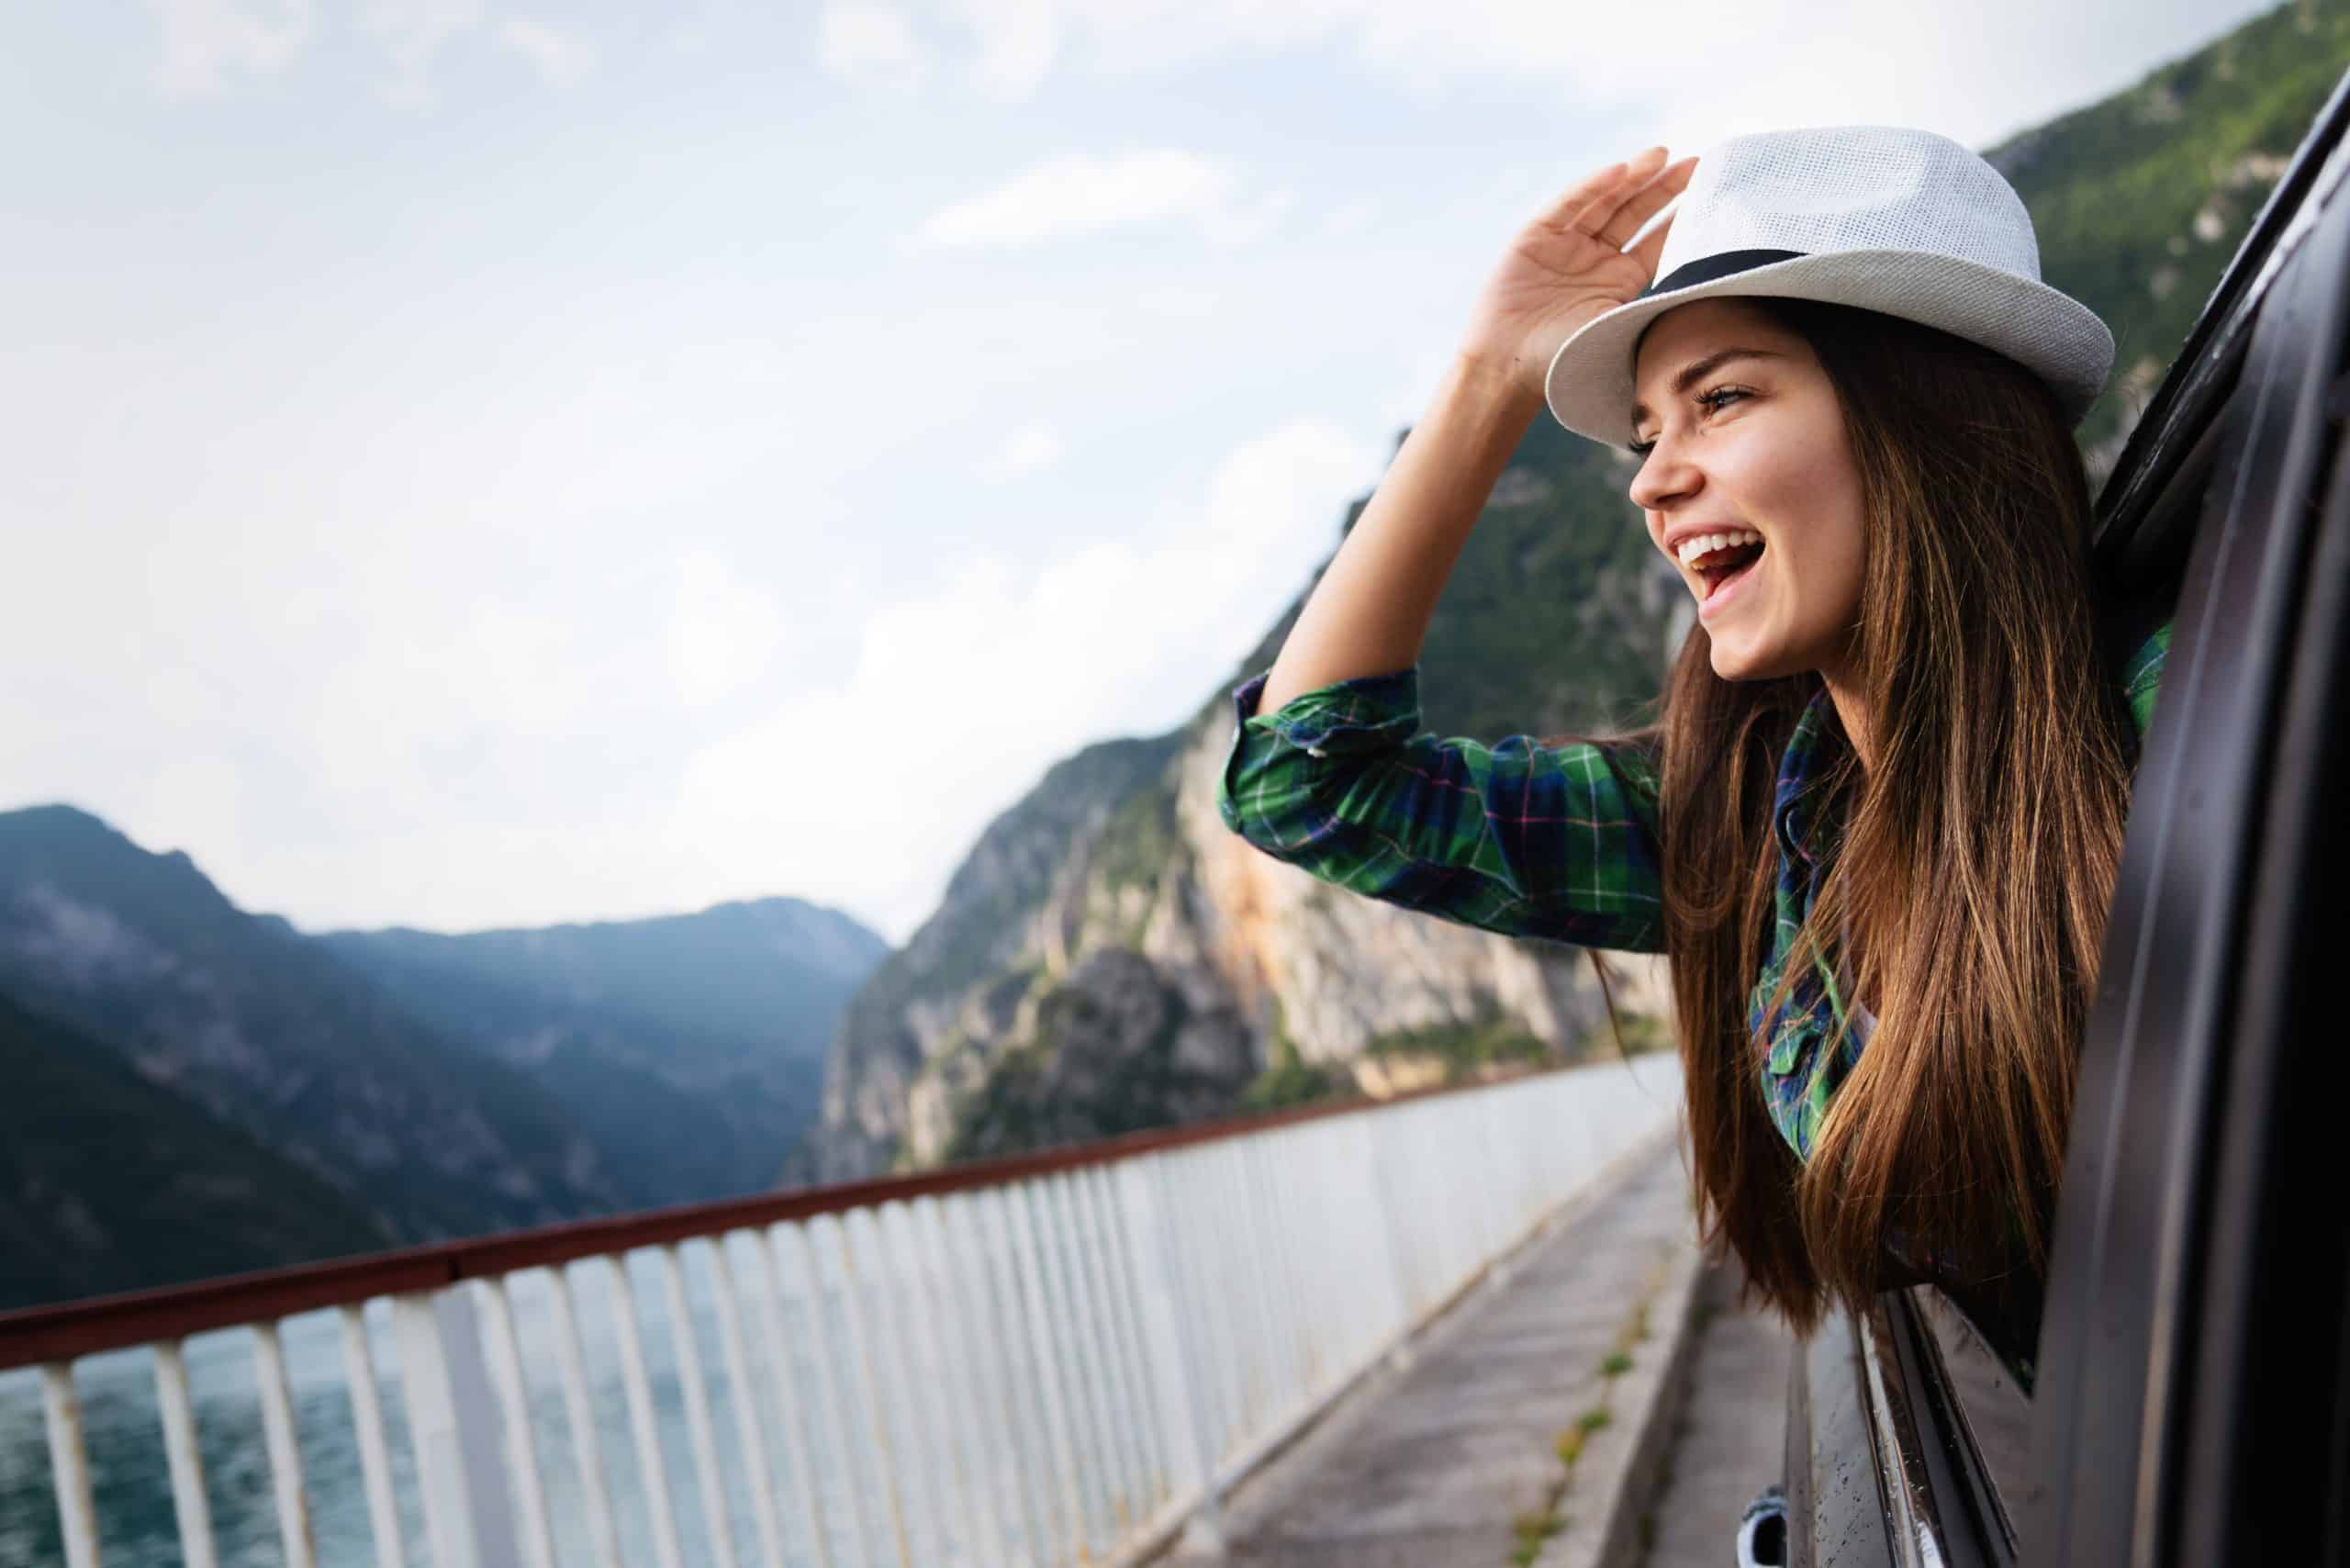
[0,1050,1683,1568]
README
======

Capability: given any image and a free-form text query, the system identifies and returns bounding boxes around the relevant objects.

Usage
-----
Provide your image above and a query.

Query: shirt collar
[1774,686,1841,867]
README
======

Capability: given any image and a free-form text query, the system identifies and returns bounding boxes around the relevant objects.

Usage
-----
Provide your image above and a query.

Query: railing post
[1077,1165,1169,1516]
[338,1306,411,1568]
[541,1270,625,1568]
[391,1288,521,1568]
[39,1363,100,1568]
[1114,1157,1227,1556]
[476,1278,558,1568]
[601,1257,688,1568]
[772,1218,879,1568]
[153,1340,219,1568]
[1360,1108,1419,1372]
[251,1322,319,1568]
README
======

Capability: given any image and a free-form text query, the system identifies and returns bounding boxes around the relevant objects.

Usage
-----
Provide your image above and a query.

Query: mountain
[790,0,2350,1183]
[0,804,619,1240]
[321,899,888,1206]
[1987,0,2345,485]
[0,990,393,1311]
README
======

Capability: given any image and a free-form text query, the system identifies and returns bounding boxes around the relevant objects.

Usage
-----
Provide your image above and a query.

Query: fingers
[1596,155,1696,250]
[1626,209,1676,279]
[1534,144,1667,229]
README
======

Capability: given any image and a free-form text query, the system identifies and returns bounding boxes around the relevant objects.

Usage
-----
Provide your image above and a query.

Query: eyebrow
[1629,347,1785,430]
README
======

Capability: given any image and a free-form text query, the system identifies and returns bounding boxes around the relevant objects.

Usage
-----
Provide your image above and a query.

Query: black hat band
[1638,248,1806,300]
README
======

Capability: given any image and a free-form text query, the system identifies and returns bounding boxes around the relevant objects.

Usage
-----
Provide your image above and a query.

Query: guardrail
[0,1050,1684,1568]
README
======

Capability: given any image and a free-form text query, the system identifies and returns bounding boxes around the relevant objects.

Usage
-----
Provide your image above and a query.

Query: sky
[4,0,2276,947]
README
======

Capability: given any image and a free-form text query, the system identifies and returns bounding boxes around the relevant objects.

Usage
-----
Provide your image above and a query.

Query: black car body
[1786,62,2350,1568]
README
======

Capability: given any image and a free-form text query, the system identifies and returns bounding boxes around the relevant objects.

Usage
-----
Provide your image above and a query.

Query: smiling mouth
[1684,537,1766,605]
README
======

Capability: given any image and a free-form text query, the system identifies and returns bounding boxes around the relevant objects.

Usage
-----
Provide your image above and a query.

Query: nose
[1626,432,1700,514]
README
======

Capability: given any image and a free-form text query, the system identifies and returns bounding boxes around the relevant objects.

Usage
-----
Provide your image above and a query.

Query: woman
[1214,126,2171,1386]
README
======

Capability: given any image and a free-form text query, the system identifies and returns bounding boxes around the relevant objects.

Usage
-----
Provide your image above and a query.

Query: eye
[1626,386,1752,459]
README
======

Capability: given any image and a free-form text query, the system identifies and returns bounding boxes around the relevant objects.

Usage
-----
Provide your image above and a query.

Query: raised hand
[1460,146,1698,403]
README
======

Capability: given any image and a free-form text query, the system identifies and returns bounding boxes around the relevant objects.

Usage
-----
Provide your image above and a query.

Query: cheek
[1750,470,1867,655]
[1796,502,1867,615]
[1821,487,1870,608]
[1755,450,1863,580]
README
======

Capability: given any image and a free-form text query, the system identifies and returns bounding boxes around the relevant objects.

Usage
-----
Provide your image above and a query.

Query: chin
[1705,632,1801,684]
[1705,637,1769,681]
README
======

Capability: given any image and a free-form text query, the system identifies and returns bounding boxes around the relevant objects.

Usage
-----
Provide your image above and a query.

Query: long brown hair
[1595,297,2138,1333]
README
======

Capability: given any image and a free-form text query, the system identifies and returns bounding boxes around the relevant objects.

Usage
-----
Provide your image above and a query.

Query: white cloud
[929,0,1716,104]
[817,1,930,93]
[979,422,1066,481]
[901,0,2246,154]
[1202,186,1296,247]
[668,550,789,711]
[916,150,1265,249]
[75,418,1370,945]
[1322,196,1381,238]
[358,0,484,67]
[956,0,1058,101]
[148,0,309,99]
[1135,284,1223,321]
[357,0,485,106]
[147,0,597,104]
[668,417,1376,942]
[495,16,594,86]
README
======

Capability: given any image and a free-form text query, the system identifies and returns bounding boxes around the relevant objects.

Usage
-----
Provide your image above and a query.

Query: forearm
[1215,666,1670,953]
[1259,350,1545,713]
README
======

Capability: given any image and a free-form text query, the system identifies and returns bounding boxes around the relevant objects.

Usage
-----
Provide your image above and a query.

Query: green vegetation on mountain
[1407,425,1678,742]
[1237,1035,1352,1114]
[1364,1005,1556,1079]
[1208,423,1674,756]
[0,991,391,1310]
[1990,0,2350,470]
[1096,777,1183,900]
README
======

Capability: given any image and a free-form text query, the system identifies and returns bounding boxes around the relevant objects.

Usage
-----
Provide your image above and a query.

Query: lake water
[0,1224,1080,1568]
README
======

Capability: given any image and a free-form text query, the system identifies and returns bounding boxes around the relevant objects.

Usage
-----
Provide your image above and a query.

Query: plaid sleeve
[1214,664,1666,953]
[2122,619,2171,742]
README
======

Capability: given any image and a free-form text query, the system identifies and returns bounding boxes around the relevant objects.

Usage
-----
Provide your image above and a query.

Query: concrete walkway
[1635,1266,1798,1567]
[1156,1137,1702,1568]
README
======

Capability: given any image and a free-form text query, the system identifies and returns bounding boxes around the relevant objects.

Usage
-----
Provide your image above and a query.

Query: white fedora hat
[1542,124,2116,448]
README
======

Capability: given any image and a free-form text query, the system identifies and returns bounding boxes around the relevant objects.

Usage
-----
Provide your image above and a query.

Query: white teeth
[1674,526,1763,566]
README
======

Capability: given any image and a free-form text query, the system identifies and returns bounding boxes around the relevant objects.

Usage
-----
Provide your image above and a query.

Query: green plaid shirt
[1215,620,2173,1168]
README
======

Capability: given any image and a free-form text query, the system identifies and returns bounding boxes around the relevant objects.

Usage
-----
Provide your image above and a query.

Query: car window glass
[1912,1286,2031,1549]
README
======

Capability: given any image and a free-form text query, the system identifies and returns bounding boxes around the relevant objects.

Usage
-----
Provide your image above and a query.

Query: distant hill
[0,798,892,1300]
[1984,0,2343,483]
[793,0,2350,1182]
[0,990,392,1311]
[322,899,889,1205]
[0,804,621,1241]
